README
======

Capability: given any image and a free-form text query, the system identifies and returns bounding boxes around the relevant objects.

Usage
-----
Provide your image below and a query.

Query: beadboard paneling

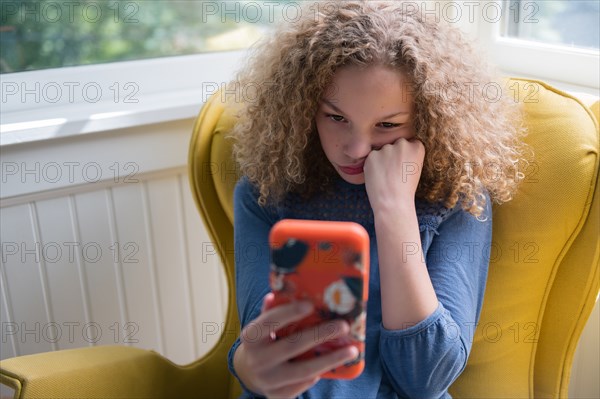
[0,170,229,365]
[35,196,88,350]
[180,173,228,356]
[569,300,600,398]
[144,176,196,363]
[72,189,122,347]
[111,182,162,352]
[0,268,17,359]
[1,204,53,356]
[0,118,229,366]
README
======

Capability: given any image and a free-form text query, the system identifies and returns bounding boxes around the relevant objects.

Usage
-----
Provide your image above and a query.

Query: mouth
[338,162,365,175]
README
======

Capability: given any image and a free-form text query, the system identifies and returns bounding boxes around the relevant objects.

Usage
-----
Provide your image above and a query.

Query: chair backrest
[188,92,243,399]
[188,78,599,398]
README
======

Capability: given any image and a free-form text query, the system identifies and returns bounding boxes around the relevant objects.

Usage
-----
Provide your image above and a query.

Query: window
[503,0,599,50]
[475,0,599,90]
[0,1,301,144]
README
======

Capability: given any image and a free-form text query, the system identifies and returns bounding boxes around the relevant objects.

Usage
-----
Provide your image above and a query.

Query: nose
[344,131,372,161]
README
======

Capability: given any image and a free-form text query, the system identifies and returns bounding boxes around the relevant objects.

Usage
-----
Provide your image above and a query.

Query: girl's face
[316,64,416,185]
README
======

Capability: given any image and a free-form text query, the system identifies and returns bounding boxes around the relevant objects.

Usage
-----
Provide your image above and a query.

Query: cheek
[325,136,342,153]
[317,127,339,151]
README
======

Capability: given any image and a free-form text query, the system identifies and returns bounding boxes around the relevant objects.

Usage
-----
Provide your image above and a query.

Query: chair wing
[450,79,599,398]
[188,91,243,399]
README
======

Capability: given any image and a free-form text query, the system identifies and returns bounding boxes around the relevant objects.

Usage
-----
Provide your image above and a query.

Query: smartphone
[266,219,370,380]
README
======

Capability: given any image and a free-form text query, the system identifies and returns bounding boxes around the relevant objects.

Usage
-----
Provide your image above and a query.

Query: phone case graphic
[267,219,370,379]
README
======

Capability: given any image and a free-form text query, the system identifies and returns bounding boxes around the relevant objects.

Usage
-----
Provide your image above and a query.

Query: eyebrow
[321,99,410,119]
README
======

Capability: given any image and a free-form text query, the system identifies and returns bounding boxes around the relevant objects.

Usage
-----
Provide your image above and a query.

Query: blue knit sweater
[228,176,492,398]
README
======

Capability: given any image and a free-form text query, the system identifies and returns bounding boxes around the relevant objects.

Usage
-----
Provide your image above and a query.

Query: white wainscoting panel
[1,203,53,357]
[180,173,229,357]
[35,195,90,350]
[145,176,196,362]
[568,300,600,398]
[73,189,124,347]
[1,118,228,367]
[111,181,163,353]
[1,170,228,365]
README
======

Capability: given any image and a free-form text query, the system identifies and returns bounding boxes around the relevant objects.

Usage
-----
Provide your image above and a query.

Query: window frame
[472,0,599,91]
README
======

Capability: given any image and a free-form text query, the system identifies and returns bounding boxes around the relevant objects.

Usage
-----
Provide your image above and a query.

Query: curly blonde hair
[228,0,530,216]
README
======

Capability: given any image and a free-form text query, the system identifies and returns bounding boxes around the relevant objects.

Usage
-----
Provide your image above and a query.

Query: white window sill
[0,50,247,147]
[501,71,600,100]
[0,88,204,146]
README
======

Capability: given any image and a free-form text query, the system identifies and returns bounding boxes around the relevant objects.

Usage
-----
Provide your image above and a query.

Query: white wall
[569,301,600,398]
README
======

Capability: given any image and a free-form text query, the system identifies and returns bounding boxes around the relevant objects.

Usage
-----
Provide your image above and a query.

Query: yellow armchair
[1,78,598,398]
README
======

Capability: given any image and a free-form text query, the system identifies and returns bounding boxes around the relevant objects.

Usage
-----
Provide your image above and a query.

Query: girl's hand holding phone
[233,293,359,399]
[364,137,425,212]
[235,219,369,397]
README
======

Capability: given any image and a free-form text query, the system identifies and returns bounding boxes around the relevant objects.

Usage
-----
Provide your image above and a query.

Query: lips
[338,162,365,175]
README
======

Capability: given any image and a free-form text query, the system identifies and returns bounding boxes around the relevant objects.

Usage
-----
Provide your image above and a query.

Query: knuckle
[281,335,304,352]
[294,361,315,378]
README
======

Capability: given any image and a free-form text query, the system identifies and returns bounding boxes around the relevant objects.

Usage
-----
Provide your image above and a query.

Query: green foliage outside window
[1,0,298,73]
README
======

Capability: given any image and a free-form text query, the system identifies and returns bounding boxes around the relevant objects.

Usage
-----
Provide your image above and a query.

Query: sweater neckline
[334,175,366,191]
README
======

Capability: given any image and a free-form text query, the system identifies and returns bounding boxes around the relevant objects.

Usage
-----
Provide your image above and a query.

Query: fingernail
[347,346,359,359]
[338,320,350,333]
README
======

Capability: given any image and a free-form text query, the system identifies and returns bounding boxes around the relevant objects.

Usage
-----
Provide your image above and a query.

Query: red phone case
[267,219,370,379]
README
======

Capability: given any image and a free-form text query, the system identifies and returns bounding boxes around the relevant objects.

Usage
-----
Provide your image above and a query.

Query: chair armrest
[1,345,179,398]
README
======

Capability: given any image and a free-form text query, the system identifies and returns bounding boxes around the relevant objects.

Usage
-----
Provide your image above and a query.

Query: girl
[226,1,526,398]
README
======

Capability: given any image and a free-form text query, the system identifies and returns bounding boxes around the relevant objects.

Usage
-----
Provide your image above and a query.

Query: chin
[338,171,365,185]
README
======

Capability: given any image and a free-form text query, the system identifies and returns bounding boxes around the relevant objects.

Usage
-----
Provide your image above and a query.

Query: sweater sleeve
[378,192,493,398]
[226,177,280,398]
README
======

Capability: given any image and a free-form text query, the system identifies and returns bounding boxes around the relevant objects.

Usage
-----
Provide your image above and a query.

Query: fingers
[241,299,314,346]
[243,317,352,376]
[270,319,349,361]
[290,345,359,380]
[393,136,422,146]
[261,292,275,313]
[240,296,360,396]
[266,376,320,399]
[408,137,425,152]
[268,345,359,391]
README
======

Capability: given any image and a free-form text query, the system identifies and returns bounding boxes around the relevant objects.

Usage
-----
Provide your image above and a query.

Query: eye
[326,114,346,123]
[377,122,402,129]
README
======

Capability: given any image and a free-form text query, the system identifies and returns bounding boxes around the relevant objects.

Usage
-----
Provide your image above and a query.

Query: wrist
[233,342,265,396]
[372,198,416,219]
